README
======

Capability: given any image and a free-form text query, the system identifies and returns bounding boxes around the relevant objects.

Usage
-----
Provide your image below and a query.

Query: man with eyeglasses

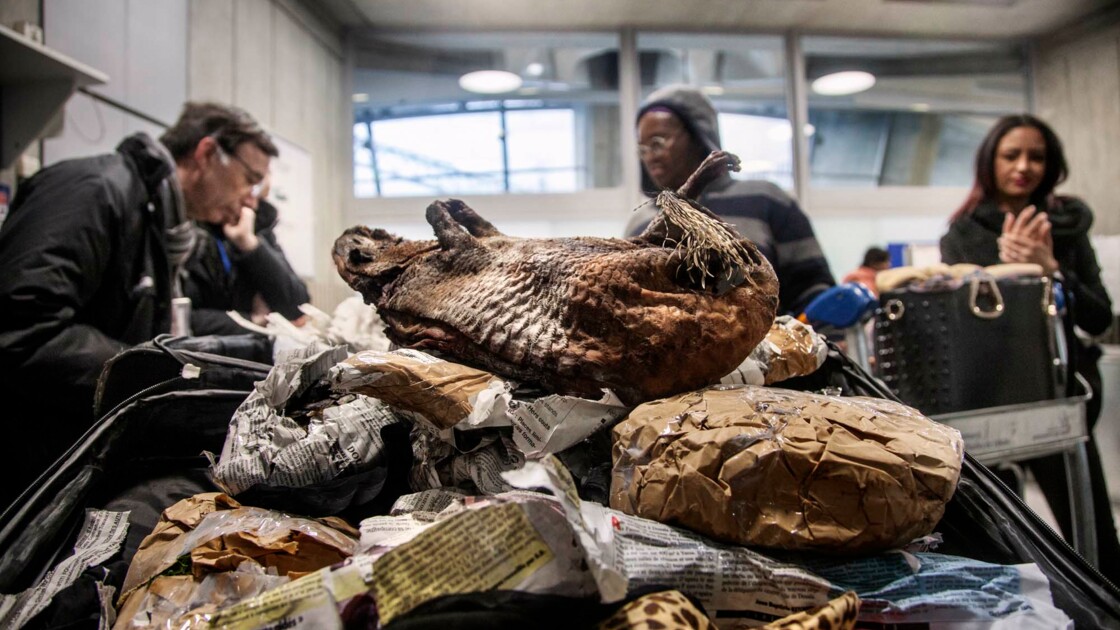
[625,85,835,316]
[182,171,310,335]
[0,101,277,503]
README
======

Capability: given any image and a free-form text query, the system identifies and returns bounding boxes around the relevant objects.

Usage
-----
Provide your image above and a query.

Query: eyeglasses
[215,142,265,198]
[637,129,686,159]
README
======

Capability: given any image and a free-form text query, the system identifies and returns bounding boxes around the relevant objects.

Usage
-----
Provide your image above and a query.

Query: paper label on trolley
[936,399,1086,462]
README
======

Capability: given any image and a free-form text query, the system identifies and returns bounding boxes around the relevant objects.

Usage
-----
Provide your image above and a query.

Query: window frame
[346,30,1030,240]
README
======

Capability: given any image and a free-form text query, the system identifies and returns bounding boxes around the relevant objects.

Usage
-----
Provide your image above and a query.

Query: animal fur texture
[333,151,778,405]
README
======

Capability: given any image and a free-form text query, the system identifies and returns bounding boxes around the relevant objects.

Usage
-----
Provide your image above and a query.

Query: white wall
[1036,15,1120,506]
[1036,14,1120,237]
[0,0,44,189]
[41,0,187,163]
[36,0,351,312]
[806,186,966,278]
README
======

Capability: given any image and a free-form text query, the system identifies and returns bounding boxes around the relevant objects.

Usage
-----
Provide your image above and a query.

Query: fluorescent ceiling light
[702,85,725,96]
[768,124,793,142]
[811,71,876,96]
[910,102,931,112]
[352,93,369,103]
[742,159,776,173]
[766,123,815,142]
[459,70,523,94]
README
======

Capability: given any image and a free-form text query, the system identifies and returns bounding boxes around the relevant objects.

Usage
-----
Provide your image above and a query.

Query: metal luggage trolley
[930,377,1096,566]
[802,280,1098,566]
[877,272,1098,567]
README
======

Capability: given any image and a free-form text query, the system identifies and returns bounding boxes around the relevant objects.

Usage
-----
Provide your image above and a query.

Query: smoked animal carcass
[332,151,778,405]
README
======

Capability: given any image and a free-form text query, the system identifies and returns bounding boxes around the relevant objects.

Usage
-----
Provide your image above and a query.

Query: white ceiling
[313,0,1114,40]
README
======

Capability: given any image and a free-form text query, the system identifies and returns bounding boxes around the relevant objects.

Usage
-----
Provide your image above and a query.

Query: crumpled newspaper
[329,348,629,458]
[152,459,1071,630]
[408,422,525,496]
[228,296,392,358]
[210,342,404,502]
[328,348,511,432]
[114,492,356,630]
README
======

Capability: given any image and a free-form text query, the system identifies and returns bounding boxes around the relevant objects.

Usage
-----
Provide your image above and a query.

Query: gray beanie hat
[637,84,723,153]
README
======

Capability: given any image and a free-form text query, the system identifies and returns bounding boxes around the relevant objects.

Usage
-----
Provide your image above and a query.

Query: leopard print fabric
[599,590,713,629]
[762,591,861,630]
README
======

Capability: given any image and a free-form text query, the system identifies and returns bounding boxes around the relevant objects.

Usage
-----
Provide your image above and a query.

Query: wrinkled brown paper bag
[331,349,503,429]
[611,385,963,553]
[118,493,356,614]
[760,317,825,384]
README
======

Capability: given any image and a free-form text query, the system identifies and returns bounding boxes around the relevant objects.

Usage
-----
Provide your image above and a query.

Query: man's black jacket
[183,198,310,335]
[0,133,179,499]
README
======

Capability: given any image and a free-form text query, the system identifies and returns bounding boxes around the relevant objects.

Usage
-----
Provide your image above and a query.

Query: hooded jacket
[0,133,185,497]
[626,85,835,315]
[940,196,1113,336]
[183,198,310,335]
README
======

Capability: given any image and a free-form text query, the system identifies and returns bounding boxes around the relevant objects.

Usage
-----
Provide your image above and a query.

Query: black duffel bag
[0,335,272,626]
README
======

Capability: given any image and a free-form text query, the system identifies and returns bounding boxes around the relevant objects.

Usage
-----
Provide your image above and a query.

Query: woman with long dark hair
[941,113,1117,580]
[943,115,1110,330]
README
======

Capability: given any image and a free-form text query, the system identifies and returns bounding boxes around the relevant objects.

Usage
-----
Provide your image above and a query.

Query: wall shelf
[0,22,108,169]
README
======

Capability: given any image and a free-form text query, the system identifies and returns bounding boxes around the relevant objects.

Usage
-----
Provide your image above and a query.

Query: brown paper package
[336,351,498,429]
[610,385,963,553]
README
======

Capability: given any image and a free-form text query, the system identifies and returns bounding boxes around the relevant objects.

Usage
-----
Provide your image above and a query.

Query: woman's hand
[999,205,1059,274]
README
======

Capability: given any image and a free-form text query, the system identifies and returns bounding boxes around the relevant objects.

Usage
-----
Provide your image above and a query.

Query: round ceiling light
[459,70,523,94]
[810,71,876,96]
[741,158,776,173]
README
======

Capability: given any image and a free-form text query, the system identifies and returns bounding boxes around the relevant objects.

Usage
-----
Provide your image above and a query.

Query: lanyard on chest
[214,235,233,275]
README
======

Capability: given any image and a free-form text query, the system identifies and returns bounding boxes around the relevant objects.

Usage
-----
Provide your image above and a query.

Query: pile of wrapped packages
[1,307,1074,629]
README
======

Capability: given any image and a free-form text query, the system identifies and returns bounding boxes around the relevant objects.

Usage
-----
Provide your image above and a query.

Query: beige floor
[1022,471,1120,554]
[1023,474,1060,531]
[1017,346,1120,557]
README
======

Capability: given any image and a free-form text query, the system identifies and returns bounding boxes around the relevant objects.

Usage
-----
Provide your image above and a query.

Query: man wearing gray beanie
[626,85,835,315]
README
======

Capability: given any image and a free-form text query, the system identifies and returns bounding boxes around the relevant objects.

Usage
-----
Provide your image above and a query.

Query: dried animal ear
[444,199,503,237]
[426,200,481,251]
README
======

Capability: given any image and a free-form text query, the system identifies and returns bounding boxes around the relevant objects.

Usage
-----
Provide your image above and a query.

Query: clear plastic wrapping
[116,492,357,629]
[610,385,965,553]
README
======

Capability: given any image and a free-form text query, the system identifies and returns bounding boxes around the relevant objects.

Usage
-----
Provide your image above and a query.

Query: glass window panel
[352,32,621,198]
[719,113,795,190]
[371,112,504,196]
[637,33,793,191]
[506,108,578,193]
[802,36,1027,188]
